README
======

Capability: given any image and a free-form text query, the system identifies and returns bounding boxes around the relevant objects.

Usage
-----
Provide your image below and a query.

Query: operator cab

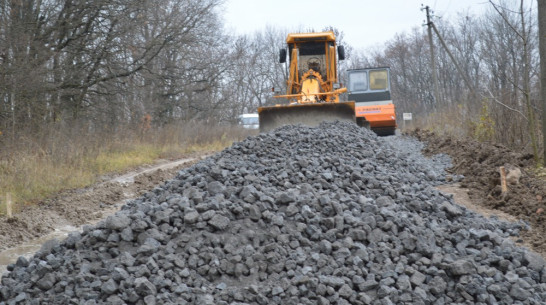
[348,68,391,103]
[278,32,346,100]
[347,67,396,136]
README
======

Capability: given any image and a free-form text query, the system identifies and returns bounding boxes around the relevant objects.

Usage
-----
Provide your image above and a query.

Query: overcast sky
[221,0,492,50]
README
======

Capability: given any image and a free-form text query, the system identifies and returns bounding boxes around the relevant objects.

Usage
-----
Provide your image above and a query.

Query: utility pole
[422,5,441,105]
[430,23,474,95]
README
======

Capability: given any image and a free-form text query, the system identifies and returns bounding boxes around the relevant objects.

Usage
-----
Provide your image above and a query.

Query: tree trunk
[520,0,539,163]
[539,0,546,163]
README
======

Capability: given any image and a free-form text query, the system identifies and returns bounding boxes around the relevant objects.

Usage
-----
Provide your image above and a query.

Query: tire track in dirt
[0,153,210,271]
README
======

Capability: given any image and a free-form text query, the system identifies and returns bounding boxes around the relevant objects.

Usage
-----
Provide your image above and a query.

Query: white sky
[221,0,491,50]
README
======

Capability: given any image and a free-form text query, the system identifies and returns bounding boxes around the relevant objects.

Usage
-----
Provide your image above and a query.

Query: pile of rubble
[1,122,544,305]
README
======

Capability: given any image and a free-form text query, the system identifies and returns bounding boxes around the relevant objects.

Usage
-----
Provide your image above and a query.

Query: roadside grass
[399,104,474,138]
[0,122,252,215]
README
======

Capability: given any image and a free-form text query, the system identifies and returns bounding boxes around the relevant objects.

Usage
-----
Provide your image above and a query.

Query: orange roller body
[356,103,396,128]
[348,67,397,136]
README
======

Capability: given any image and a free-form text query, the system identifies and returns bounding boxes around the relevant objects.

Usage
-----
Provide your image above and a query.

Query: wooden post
[6,193,12,218]
[499,167,508,193]
[424,5,441,105]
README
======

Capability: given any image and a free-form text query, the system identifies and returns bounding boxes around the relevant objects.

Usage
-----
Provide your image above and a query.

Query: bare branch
[482,88,527,121]
[488,0,525,41]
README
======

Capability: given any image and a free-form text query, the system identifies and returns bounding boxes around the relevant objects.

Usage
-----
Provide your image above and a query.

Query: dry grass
[404,100,544,155]
[401,102,545,167]
[0,122,253,214]
[399,104,476,138]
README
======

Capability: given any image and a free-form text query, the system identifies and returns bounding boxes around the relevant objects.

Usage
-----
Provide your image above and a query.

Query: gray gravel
[1,121,545,305]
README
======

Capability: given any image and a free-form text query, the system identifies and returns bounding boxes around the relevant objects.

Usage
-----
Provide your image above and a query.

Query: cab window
[369,70,389,90]
[349,71,368,92]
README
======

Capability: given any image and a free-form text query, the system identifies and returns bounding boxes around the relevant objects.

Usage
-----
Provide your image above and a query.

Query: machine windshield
[289,42,327,78]
[369,70,389,90]
[348,71,368,92]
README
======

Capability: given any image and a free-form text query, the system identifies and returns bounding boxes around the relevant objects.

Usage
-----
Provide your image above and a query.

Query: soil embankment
[410,129,546,257]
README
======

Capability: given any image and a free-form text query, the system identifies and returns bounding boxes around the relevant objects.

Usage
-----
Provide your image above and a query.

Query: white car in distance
[238,113,259,129]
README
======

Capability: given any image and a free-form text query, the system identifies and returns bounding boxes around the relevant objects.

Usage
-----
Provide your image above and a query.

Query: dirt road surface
[0,153,210,272]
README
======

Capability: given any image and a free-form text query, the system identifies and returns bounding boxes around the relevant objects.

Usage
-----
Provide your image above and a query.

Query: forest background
[0,0,544,209]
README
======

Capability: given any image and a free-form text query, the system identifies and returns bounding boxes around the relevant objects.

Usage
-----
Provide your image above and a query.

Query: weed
[470,103,496,142]
[0,122,251,215]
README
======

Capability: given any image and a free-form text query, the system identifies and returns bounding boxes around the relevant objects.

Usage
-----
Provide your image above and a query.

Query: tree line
[0,0,234,137]
[351,0,542,156]
[0,0,543,157]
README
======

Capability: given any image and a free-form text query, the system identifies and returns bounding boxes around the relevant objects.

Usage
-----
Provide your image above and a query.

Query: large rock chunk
[36,273,56,291]
[105,214,132,231]
[101,278,118,295]
[523,250,545,271]
[208,214,230,230]
[134,277,157,296]
[207,181,225,196]
[450,259,476,276]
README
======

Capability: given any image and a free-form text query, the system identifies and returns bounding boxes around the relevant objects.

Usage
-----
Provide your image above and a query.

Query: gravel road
[1,122,544,304]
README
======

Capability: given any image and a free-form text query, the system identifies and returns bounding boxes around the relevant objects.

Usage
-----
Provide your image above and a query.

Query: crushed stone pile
[1,122,545,305]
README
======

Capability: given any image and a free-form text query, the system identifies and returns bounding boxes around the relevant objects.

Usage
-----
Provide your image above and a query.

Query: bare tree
[346,1,540,154]
[488,0,539,160]
[538,0,546,162]
[0,0,226,138]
